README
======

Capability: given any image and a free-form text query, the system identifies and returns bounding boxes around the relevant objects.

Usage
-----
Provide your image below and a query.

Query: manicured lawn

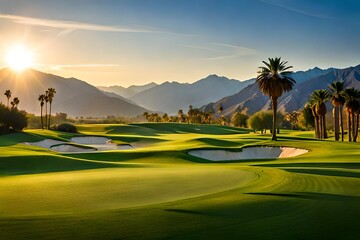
[0,123,359,239]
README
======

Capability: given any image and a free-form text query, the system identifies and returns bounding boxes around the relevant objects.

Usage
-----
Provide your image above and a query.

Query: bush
[0,103,28,133]
[52,123,78,133]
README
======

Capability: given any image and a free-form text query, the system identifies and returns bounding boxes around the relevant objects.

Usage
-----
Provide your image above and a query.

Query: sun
[5,44,34,72]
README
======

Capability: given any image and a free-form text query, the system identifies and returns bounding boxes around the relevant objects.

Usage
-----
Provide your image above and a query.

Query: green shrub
[0,103,28,134]
[52,123,78,133]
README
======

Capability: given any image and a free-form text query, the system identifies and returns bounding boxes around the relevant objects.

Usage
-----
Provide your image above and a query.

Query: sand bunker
[71,136,110,144]
[188,146,308,161]
[23,136,134,153]
[50,144,96,153]
[23,139,66,149]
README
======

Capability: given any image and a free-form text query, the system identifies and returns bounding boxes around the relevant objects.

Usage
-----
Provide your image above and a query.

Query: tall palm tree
[47,88,56,129]
[328,81,345,141]
[256,57,295,140]
[344,88,360,142]
[309,90,330,139]
[44,91,49,129]
[38,94,45,129]
[4,90,11,108]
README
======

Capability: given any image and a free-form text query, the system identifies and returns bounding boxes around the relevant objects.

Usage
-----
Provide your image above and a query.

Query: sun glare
[5,44,34,72]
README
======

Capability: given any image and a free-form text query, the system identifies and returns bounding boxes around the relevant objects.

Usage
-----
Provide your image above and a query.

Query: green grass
[0,123,359,239]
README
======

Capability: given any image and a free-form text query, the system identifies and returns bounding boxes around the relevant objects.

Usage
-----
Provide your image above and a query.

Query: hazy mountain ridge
[0,68,149,117]
[98,82,158,98]
[201,66,360,116]
[128,74,255,114]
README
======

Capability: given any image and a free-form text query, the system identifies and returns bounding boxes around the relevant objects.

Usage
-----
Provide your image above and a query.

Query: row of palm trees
[37,88,56,129]
[308,83,360,141]
[256,57,359,141]
[4,90,20,109]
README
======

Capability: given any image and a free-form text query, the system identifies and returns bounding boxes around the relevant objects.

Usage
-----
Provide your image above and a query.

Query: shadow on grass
[255,162,360,169]
[284,168,360,178]
[246,192,360,201]
[164,209,207,215]
[0,155,125,176]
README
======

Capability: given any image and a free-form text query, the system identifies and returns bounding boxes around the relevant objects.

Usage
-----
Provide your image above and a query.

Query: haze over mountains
[99,75,255,114]
[98,82,158,98]
[201,65,360,116]
[0,68,148,117]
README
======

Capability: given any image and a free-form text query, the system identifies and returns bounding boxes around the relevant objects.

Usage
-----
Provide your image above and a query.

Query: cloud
[185,43,258,60]
[260,0,335,20]
[0,14,164,35]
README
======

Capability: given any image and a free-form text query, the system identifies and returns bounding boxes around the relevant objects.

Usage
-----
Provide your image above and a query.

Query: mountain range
[126,75,254,114]
[98,82,158,98]
[1,64,358,119]
[0,68,148,117]
[201,65,360,116]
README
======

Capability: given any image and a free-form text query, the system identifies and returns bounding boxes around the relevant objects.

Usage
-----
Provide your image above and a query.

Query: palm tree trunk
[340,105,344,141]
[347,112,352,142]
[352,113,356,142]
[40,106,43,130]
[333,107,339,140]
[48,103,52,129]
[323,115,327,139]
[311,106,319,139]
[45,103,48,130]
[271,97,278,141]
[319,115,324,139]
[354,113,359,142]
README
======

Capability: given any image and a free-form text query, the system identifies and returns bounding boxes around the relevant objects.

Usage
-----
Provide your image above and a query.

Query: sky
[0,0,359,87]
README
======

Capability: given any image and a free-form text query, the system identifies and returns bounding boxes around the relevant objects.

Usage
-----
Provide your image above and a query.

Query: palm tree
[328,81,345,141]
[4,90,11,108]
[44,91,49,129]
[178,109,184,123]
[38,94,45,129]
[256,57,295,140]
[47,88,56,129]
[188,105,193,123]
[305,101,320,138]
[309,90,330,139]
[218,105,225,125]
[344,88,360,142]
[12,97,20,109]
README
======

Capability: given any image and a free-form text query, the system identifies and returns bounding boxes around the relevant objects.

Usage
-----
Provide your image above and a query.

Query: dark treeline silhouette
[1,90,27,133]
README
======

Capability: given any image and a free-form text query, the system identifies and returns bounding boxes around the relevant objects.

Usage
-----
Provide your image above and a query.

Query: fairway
[1,123,359,239]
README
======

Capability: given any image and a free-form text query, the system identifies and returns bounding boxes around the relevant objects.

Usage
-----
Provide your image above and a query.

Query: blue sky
[0,0,359,86]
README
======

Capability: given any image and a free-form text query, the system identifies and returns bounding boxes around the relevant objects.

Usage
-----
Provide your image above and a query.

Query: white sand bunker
[188,146,308,161]
[23,136,135,153]
[71,136,110,144]
[50,144,96,153]
[23,139,66,149]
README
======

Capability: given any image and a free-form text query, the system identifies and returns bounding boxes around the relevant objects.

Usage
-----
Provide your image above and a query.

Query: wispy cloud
[0,14,165,36]
[185,43,258,60]
[260,0,335,20]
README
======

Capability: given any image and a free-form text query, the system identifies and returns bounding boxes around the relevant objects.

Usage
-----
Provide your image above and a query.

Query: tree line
[0,90,27,133]
[0,87,57,134]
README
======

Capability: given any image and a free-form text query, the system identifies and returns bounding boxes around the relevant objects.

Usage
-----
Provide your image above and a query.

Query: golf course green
[1,123,359,239]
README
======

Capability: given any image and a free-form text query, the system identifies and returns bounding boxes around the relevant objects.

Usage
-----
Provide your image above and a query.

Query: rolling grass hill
[0,123,359,239]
